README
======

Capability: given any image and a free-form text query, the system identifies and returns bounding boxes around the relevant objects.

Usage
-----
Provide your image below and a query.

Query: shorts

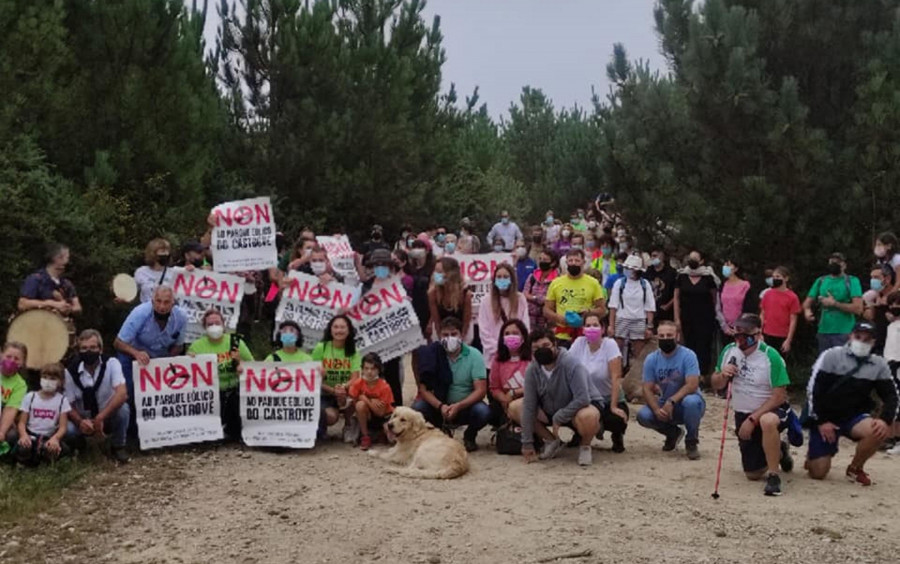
[807,413,870,460]
[321,394,350,411]
[734,407,789,473]
[615,317,647,341]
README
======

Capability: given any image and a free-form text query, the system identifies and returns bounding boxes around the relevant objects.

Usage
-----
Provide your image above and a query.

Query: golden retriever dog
[368,406,468,479]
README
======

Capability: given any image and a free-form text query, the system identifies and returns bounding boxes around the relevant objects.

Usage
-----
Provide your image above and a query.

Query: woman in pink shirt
[477,263,530,370]
[488,319,532,426]
[759,266,801,353]
[719,259,751,337]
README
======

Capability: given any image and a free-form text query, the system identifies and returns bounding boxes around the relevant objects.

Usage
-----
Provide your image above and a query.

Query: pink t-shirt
[721,280,750,326]
[488,359,530,394]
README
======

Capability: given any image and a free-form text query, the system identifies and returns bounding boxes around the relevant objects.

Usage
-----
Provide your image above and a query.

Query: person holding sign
[543,248,608,347]
[312,315,362,443]
[134,238,174,303]
[477,263,530,370]
[188,309,254,440]
[350,353,395,451]
[265,321,313,363]
[297,246,345,284]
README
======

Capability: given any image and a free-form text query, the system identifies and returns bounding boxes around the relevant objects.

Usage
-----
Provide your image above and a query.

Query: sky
[197,0,665,118]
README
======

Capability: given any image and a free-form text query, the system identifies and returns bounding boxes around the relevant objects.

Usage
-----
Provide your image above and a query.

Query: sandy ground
[4,369,900,564]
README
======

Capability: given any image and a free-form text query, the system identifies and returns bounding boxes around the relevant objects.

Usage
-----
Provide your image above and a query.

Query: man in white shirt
[486,211,523,252]
[609,254,656,361]
[64,329,130,463]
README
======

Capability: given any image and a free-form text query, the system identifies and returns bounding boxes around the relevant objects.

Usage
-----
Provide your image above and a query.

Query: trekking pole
[712,358,737,499]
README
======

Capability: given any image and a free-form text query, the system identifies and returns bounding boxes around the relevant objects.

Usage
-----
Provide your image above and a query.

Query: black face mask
[157,254,171,266]
[539,261,552,271]
[533,346,556,366]
[687,259,700,270]
[567,264,582,277]
[658,338,677,354]
[191,258,205,268]
[827,262,842,276]
[772,279,784,288]
[153,310,171,323]
[533,235,543,244]
[79,350,101,366]
[372,232,382,241]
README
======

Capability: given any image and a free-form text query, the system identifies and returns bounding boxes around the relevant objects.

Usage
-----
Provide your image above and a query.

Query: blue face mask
[722,266,733,278]
[436,234,446,242]
[765,277,774,287]
[871,278,884,291]
[434,272,445,286]
[650,257,661,267]
[501,217,509,225]
[545,216,554,225]
[601,246,612,256]
[445,242,456,254]
[280,332,298,347]
[495,278,512,291]
[374,266,391,279]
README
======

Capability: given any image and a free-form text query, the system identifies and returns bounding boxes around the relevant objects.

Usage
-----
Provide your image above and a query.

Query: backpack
[66,358,108,418]
[618,277,648,309]
[813,274,851,298]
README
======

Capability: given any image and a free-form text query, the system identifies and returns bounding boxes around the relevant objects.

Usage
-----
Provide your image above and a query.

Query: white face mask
[40,378,58,393]
[849,339,873,358]
[441,336,461,353]
[363,371,380,383]
[516,247,527,258]
[310,261,327,275]
[206,324,225,340]
[561,229,571,238]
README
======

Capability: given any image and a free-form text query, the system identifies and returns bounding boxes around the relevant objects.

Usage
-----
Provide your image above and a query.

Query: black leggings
[601,401,629,436]
[221,388,242,440]
[382,358,403,407]
[682,323,715,375]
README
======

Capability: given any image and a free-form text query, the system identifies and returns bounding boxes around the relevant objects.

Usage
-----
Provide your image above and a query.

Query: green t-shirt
[806,274,863,335]
[265,349,314,363]
[447,345,487,404]
[311,342,361,388]
[1,373,27,410]
[188,335,254,390]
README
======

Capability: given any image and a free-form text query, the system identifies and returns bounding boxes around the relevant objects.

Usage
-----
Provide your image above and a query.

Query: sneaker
[685,440,700,460]
[464,437,479,453]
[539,438,564,460]
[779,441,794,473]
[663,428,685,452]
[359,435,373,451]
[846,465,873,486]
[879,438,896,452]
[764,473,782,496]
[110,446,130,464]
[611,433,625,453]
[578,446,593,466]
[343,420,360,444]
[887,442,900,456]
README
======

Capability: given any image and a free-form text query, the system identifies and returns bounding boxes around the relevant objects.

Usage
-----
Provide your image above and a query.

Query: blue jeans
[412,399,490,441]
[816,333,849,354]
[637,394,706,443]
[65,404,131,448]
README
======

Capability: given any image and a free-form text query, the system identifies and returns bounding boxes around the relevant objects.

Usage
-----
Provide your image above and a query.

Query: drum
[7,310,71,370]
[112,273,138,303]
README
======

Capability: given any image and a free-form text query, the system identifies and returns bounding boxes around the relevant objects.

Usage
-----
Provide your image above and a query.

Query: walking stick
[712,358,737,499]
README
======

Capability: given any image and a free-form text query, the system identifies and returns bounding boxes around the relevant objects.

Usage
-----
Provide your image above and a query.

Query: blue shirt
[116,302,188,358]
[642,345,701,403]
[20,269,77,301]
[516,258,536,291]
[604,272,624,292]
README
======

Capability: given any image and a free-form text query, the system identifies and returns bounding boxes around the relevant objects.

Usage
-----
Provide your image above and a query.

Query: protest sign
[346,276,425,362]
[211,196,278,271]
[240,361,321,448]
[274,272,359,349]
[316,235,359,286]
[171,268,245,341]
[455,252,514,316]
[133,355,223,450]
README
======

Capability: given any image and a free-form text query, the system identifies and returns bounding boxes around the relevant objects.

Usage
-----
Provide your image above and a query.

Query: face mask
[622,268,632,278]
[533,235,543,244]
[501,217,510,225]
[827,262,842,276]
[493,245,504,252]
[79,350,100,366]
[363,370,380,383]
[601,246,612,256]
[561,230,571,238]
[157,254,171,266]
[765,277,774,287]
[687,259,700,270]
[503,335,523,351]
[374,266,391,279]
[722,266,733,278]
[0,358,20,376]
[153,310,170,323]
[567,264,582,277]
[372,231,382,240]
[736,333,757,351]
[571,244,584,251]
[280,332,298,347]
[40,378,58,393]
[871,278,883,291]
[409,249,426,260]
[545,217,554,225]
[772,278,784,288]
[495,278,512,291]
[658,338,677,354]
[583,326,603,343]
[310,261,327,275]
[516,248,527,258]
[849,339,873,358]
[629,269,641,279]
[206,324,225,340]
[191,258,205,268]
[407,238,416,248]
[533,346,556,366]
[445,243,456,254]
[587,221,597,230]
[539,261,552,271]
[441,335,461,353]
[436,234,446,242]
[875,245,887,258]
[433,272,445,286]
[650,257,661,267]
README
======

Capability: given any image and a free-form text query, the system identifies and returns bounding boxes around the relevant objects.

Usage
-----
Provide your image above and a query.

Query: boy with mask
[803,252,863,353]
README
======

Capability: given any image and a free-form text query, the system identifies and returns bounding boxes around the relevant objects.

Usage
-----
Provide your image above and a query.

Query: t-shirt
[20,269,77,301]
[488,358,530,394]
[715,342,790,414]
[117,301,188,358]
[720,280,750,327]
[188,336,255,390]
[568,336,623,400]
[642,345,702,403]
[264,349,314,363]
[884,320,900,362]
[644,265,678,319]
[64,358,127,417]
[760,288,801,338]
[312,342,361,388]
[546,275,606,340]
[1,373,28,410]
[609,278,656,320]
[134,265,174,303]
[21,392,71,437]
[447,344,487,404]
[806,274,863,335]
[348,378,395,413]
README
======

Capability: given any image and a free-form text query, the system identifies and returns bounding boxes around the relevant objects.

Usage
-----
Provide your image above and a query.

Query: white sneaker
[539,438,563,460]
[887,443,900,456]
[343,419,360,444]
[578,446,593,466]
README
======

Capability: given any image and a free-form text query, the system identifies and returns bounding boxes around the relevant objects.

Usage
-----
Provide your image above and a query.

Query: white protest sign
[171,268,245,341]
[240,361,321,448]
[316,235,359,286]
[211,196,278,272]
[133,355,223,450]
[274,272,359,350]
[455,253,515,317]
[347,276,425,362]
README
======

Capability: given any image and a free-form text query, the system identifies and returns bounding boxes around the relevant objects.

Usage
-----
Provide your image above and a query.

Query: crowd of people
[2,196,899,497]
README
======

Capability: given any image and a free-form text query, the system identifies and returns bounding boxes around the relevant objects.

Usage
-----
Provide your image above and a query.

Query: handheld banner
[316,235,359,286]
[455,253,515,316]
[211,196,278,271]
[240,361,321,448]
[347,276,425,362]
[274,272,359,350]
[134,355,223,450]
[171,268,245,341]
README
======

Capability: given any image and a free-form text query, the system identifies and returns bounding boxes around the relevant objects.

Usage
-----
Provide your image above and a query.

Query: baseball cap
[853,321,876,334]
[829,252,846,262]
[368,248,393,266]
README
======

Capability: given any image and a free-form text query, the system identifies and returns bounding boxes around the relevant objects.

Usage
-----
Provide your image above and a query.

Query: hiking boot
[764,473,782,496]
[846,465,873,486]
[685,440,700,460]
[464,437,479,453]
[343,419,360,444]
[359,435,373,451]
[611,433,625,453]
[566,433,581,448]
[663,428,685,452]
[110,446,130,464]
[539,438,564,460]
[779,441,794,473]
[578,446,593,466]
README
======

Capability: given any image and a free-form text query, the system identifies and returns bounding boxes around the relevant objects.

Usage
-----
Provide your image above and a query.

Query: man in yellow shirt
[544,249,608,346]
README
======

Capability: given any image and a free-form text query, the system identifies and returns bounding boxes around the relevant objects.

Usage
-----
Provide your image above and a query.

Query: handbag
[494,422,542,455]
